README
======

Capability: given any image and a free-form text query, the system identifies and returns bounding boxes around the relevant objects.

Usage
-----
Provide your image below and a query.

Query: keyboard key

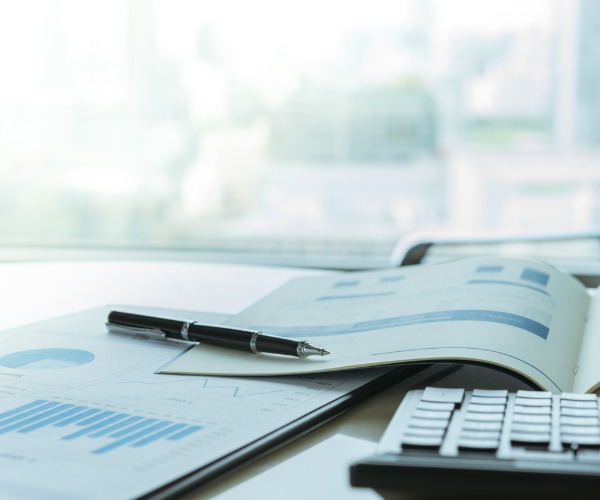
[417,401,455,412]
[401,435,443,448]
[515,397,551,407]
[560,407,598,418]
[511,422,551,434]
[561,425,600,436]
[560,416,599,426]
[561,393,597,401]
[561,400,598,409]
[465,412,504,422]
[512,413,552,424]
[412,409,452,420]
[467,404,506,413]
[511,432,550,444]
[462,420,503,432]
[472,389,508,398]
[408,418,449,430]
[470,396,507,405]
[403,427,445,438]
[458,438,499,450]
[517,390,552,399]
[460,430,501,441]
[562,434,600,446]
[421,387,464,404]
[514,405,551,415]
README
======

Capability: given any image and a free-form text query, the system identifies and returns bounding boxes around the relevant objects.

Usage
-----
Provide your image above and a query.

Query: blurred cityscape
[0,0,599,260]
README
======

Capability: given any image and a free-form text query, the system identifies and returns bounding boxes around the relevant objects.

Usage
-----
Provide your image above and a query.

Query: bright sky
[153,0,555,75]
[0,0,557,103]
[0,0,558,66]
[434,0,553,33]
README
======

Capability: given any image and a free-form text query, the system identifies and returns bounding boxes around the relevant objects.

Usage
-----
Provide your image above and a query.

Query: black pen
[106,310,330,359]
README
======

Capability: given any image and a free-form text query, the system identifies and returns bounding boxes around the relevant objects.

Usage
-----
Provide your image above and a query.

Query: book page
[162,257,590,393]
[572,291,600,393]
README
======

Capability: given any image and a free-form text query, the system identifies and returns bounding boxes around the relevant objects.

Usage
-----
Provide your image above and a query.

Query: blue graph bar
[77,410,116,426]
[521,267,549,286]
[333,280,359,287]
[63,414,130,440]
[131,423,187,447]
[476,265,503,273]
[0,403,67,434]
[89,416,144,437]
[168,425,203,440]
[0,400,48,420]
[52,407,89,425]
[0,400,203,455]
[92,421,175,455]
[55,409,101,427]
[110,418,159,438]
[18,405,79,432]
[0,401,60,427]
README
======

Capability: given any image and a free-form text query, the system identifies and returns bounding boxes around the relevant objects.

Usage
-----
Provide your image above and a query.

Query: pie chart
[0,348,95,370]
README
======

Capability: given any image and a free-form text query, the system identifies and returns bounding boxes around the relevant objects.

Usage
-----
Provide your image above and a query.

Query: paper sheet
[0,306,387,499]
[160,257,589,393]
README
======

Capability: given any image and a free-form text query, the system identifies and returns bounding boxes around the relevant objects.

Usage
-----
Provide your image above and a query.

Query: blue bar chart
[0,399,202,455]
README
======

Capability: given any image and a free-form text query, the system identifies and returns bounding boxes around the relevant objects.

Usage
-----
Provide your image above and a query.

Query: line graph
[111,377,284,398]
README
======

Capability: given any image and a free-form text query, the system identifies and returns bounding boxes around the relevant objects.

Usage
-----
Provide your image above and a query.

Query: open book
[160,256,599,394]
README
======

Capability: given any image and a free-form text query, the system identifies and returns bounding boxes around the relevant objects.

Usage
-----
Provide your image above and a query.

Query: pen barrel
[108,311,183,335]
[190,327,300,357]
[254,334,299,357]
[188,324,258,352]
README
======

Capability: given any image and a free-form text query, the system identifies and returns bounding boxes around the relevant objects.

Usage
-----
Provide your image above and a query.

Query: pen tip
[300,343,330,358]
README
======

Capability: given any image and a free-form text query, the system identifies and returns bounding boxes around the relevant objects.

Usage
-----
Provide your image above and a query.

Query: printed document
[161,257,595,394]
[0,307,386,499]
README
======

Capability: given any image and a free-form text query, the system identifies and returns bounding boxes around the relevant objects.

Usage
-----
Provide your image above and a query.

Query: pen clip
[105,322,168,341]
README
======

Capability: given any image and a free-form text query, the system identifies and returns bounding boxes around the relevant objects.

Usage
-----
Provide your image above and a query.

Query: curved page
[161,257,589,393]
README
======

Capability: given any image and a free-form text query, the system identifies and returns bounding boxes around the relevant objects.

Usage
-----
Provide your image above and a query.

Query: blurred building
[575,0,600,147]
[269,85,437,164]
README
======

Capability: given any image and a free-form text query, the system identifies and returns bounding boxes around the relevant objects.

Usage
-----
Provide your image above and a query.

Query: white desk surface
[0,259,322,331]
[0,259,529,499]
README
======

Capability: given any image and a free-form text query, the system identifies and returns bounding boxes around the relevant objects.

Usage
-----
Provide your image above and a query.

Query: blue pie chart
[0,348,95,370]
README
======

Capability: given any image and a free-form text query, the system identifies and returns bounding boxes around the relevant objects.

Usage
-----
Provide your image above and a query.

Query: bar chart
[0,399,202,455]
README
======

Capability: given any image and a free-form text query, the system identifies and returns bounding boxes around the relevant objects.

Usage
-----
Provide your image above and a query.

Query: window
[1,0,598,266]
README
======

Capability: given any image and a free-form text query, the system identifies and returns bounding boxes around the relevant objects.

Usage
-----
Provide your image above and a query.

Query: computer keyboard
[350,387,600,499]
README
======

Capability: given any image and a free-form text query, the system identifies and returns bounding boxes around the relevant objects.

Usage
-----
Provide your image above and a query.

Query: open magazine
[160,256,600,394]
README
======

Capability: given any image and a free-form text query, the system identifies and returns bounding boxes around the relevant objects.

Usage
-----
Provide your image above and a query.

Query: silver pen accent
[180,321,194,342]
[249,331,261,354]
[297,341,330,358]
